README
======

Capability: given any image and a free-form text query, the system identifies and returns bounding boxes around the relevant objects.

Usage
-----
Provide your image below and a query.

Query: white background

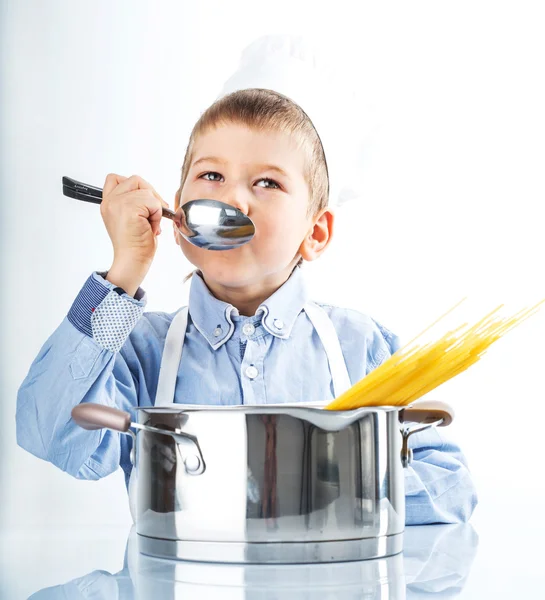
[1,0,545,596]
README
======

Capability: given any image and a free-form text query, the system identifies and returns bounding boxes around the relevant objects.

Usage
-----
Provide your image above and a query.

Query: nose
[217,182,250,216]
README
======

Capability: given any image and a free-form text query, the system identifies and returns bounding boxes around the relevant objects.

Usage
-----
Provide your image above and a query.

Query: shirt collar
[188,272,239,350]
[188,267,310,349]
[256,266,309,339]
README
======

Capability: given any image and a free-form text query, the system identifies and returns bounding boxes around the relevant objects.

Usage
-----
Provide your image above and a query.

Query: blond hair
[178,88,329,282]
[176,88,329,215]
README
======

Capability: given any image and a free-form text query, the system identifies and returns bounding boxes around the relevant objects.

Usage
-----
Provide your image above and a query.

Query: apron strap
[154,306,189,407]
[303,302,351,397]
[155,302,351,405]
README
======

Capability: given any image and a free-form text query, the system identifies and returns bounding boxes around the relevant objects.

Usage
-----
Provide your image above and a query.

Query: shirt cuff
[67,271,147,352]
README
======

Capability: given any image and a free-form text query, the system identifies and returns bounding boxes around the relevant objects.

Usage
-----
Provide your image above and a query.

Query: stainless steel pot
[72,400,453,564]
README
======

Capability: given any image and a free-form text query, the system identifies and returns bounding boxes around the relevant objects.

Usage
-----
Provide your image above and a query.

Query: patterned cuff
[67,271,147,352]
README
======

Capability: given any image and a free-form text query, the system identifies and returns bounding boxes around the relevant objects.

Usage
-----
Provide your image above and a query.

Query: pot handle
[399,400,454,427]
[72,404,137,466]
[72,403,131,432]
[399,400,455,468]
[71,403,205,475]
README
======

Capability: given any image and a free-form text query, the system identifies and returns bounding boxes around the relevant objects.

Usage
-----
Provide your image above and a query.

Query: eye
[199,173,281,189]
[200,172,224,182]
[255,178,280,190]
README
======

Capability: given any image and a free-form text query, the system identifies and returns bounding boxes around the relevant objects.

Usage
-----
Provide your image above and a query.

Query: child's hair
[178,88,330,283]
[176,88,329,216]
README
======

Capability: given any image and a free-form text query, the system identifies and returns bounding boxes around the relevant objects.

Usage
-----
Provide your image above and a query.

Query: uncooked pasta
[325,299,545,411]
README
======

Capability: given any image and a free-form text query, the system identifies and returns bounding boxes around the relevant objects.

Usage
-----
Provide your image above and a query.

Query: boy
[16,40,477,526]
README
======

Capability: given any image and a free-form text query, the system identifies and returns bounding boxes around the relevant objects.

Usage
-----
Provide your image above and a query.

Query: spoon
[62,176,255,250]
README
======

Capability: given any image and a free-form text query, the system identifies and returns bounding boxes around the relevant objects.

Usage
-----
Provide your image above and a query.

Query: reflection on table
[28,523,478,599]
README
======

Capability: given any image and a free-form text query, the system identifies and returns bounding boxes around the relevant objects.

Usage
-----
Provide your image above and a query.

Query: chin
[182,245,252,286]
[200,260,264,288]
[181,240,296,288]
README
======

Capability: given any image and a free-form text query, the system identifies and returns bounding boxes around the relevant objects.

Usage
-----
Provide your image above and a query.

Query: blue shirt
[16,267,477,525]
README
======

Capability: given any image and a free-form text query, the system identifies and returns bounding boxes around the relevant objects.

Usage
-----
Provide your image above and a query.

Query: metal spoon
[62,176,255,250]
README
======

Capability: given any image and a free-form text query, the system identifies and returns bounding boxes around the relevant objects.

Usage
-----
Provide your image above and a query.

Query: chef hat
[217,35,362,209]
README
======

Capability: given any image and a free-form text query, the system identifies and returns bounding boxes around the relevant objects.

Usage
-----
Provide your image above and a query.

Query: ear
[173,188,182,245]
[299,208,334,262]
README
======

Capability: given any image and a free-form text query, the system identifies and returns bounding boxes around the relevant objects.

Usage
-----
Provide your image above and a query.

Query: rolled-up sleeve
[404,427,478,524]
[16,271,146,480]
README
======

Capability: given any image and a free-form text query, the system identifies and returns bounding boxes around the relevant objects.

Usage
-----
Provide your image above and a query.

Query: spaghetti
[325,299,545,411]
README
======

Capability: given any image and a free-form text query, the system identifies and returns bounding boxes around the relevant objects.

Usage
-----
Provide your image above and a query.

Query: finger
[140,194,164,236]
[103,173,128,198]
[149,196,170,236]
[113,174,168,207]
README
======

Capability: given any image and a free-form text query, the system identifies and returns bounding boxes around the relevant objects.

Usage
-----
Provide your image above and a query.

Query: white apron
[154,301,351,406]
[128,302,351,521]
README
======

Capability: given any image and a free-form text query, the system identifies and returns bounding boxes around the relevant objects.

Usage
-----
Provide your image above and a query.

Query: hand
[100,173,169,295]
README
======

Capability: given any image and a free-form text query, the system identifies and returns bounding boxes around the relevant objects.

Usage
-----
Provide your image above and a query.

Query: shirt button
[242,323,255,336]
[245,365,259,380]
[213,326,223,337]
[273,319,284,331]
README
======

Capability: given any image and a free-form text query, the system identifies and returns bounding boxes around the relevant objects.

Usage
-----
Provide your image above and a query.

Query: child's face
[174,122,329,288]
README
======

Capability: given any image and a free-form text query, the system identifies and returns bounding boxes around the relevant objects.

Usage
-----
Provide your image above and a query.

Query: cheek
[178,181,197,207]
[177,236,204,267]
[255,202,308,238]
[252,216,307,260]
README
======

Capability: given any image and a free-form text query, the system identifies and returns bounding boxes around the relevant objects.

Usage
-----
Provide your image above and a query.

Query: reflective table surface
[0,522,485,599]
[0,509,543,599]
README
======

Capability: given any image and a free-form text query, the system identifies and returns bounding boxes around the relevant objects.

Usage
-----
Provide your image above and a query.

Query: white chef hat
[217,35,362,209]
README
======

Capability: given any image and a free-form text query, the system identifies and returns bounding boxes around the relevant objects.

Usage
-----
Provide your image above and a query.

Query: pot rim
[135,403,402,414]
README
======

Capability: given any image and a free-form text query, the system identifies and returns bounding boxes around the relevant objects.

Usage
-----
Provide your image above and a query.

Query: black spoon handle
[62,176,103,205]
[62,175,177,220]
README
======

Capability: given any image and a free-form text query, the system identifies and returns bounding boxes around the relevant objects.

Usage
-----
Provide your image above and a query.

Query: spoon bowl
[62,176,255,250]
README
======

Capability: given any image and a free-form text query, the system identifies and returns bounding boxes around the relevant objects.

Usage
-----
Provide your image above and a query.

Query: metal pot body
[132,405,406,563]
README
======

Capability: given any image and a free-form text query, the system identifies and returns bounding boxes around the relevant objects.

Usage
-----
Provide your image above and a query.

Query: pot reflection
[28,523,479,599]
